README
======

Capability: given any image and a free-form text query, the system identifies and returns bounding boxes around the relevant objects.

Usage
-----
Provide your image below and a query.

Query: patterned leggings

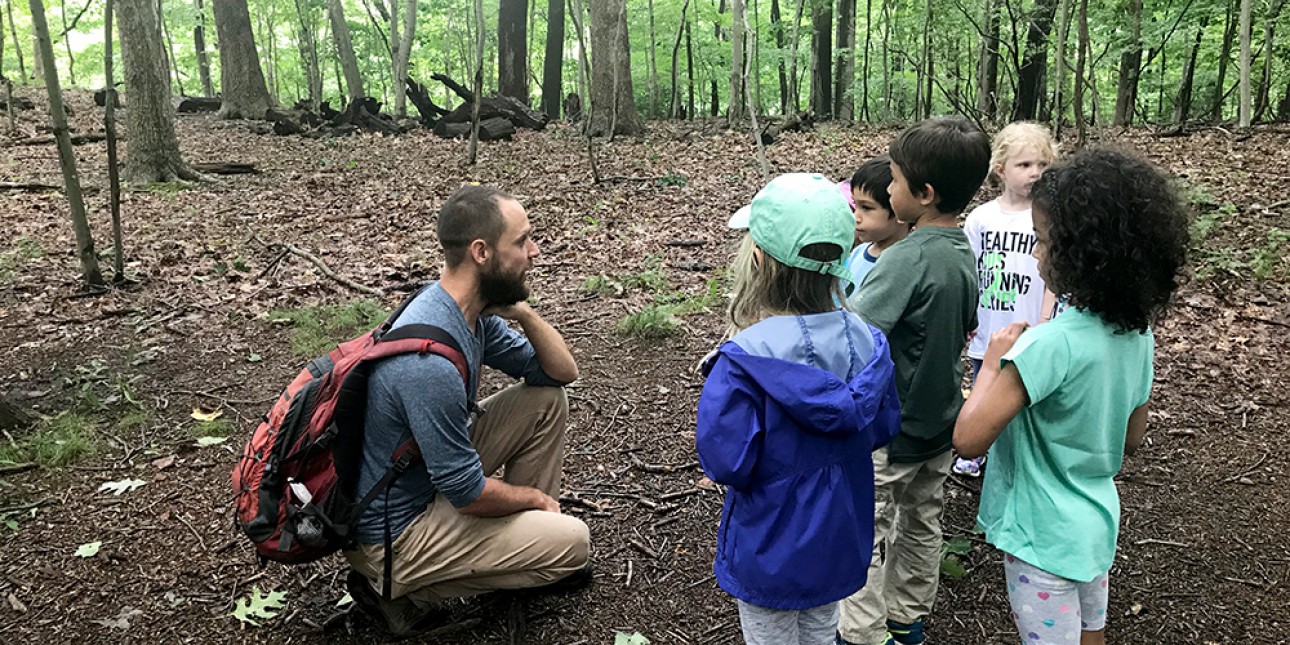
[1003,553,1110,644]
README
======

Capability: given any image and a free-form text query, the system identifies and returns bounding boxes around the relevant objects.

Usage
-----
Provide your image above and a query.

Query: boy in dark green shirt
[838,118,989,645]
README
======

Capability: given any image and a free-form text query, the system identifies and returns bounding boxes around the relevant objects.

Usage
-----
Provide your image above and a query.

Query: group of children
[695,118,1190,645]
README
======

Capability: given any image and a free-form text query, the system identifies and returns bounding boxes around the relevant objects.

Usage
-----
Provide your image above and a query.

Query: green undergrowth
[0,412,97,468]
[0,237,45,283]
[270,299,388,357]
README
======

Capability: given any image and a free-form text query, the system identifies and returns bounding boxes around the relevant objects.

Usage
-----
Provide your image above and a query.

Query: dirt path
[2,95,1288,643]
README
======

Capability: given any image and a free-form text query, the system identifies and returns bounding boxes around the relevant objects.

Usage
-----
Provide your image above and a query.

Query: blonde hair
[727,235,845,331]
[989,121,1060,184]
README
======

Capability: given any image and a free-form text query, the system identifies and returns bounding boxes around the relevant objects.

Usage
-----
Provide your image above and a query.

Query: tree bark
[105,0,125,281]
[5,0,25,80]
[919,0,931,118]
[1053,0,1072,134]
[1210,0,1237,122]
[809,0,830,118]
[468,0,483,163]
[977,0,999,120]
[328,0,365,101]
[59,0,75,86]
[1112,0,1143,125]
[498,0,527,101]
[770,0,786,113]
[787,0,805,111]
[294,0,322,111]
[30,0,104,288]
[668,0,691,118]
[1012,0,1059,120]
[1073,0,1088,146]
[711,0,725,117]
[213,0,273,118]
[685,14,695,117]
[194,0,213,96]
[1171,19,1207,125]
[540,0,564,118]
[647,0,658,117]
[587,0,643,136]
[117,0,195,183]
[729,0,745,120]
[391,0,416,116]
[1253,0,1284,121]
[1238,0,1252,128]
[834,0,854,119]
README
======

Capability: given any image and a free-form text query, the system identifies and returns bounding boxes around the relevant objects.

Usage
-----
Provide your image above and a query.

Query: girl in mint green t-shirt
[952,148,1188,645]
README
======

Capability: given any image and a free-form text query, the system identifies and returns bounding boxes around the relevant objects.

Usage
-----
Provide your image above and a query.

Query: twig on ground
[628,538,658,559]
[1134,538,1191,548]
[624,559,634,587]
[250,233,385,297]
[1223,451,1269,483]
[630,455,700,474]
[177,512,209,551]
[0,463,38,476]
[0,499,54,514]
[659,488,700,502]
[558,496,604,513]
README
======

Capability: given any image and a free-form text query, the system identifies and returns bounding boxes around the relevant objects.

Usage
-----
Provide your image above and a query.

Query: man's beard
[479,263,530,307]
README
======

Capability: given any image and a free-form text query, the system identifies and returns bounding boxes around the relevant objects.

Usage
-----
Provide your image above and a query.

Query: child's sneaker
[886,618,926,644]
[952,456,984,477]
[834,633,896,645]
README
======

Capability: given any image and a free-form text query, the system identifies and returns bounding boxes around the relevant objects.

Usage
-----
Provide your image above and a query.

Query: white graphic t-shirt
[964,199,1049,359]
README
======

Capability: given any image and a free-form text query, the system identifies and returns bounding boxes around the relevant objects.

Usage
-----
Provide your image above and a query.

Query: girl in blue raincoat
[697,173,902,645]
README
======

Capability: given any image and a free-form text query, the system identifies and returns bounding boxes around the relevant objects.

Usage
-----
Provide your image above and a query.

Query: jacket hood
[710,324,895,436]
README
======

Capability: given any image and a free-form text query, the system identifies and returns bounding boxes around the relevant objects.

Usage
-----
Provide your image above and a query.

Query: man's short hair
[438,185,512,266]
[889,117,991,215]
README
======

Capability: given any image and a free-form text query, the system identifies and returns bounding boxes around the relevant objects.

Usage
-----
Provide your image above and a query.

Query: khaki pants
[346,384,590,604]
[838,448,953,644]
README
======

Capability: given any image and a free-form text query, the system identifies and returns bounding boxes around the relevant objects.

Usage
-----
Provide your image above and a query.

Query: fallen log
[266,108,307,135]
[406,77,448,125]
[93,87,124,108]
[433,116,516,141]
[190,162,258,175]
[15,133,109,146]
[0,181,61,191]
[172,95,222,113]
[760,111,814,144]
[431,72,548,130]
[0,93,34,111]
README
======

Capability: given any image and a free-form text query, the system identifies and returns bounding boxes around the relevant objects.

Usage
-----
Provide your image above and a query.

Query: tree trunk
[294,0,322,111]
[5,0,25,81]
[647,0,658,117]
[685,15,695,118]
[391,0,416,116]
[498,0,527,101]
[771,0,787,113]
[1012,0,1059,120]
[919,0,931,118]
[1053,0,1072,134]
[104,0,125,281]
[860,0,872,119]
[1253,0,1284,121]
[1210,0,1237,121]
[1073,0,1088,146]
[213,0,272,118]
[711,0,725,117]
[588,0,642,135]
[880,0,890,116]
[1238,0,1252,128]
[1172,19,1207,125]
[194,0,213,96]
[29,0,104,288]
[328,0,364,101]
[117,0,194,182]
[468,0,483,162]
[668,0,691,118]
[977,0,999,120]
[1277,75,1290,121]
[809,0,830,118]
[729,0,745,120]
[540,0,564,118]
[59,0,75,86]
[1112,0,1143,125]
[834,0,854,119]
[787,0,805,111]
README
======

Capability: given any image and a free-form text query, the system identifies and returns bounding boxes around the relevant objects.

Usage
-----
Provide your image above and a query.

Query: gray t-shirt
[354,282,565,543]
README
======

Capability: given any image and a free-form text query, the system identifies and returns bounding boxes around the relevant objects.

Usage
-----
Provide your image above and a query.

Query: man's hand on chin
[482,301,534,321]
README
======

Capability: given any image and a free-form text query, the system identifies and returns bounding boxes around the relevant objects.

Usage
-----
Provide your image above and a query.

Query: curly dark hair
[1031,148,1189,333]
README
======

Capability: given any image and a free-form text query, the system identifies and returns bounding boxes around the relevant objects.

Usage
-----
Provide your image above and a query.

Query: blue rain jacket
[696,312,901,610]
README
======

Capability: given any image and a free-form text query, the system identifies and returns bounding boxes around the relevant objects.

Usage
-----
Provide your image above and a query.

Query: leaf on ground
[942,535,972,556]
[93,607,143,630]
[7,593,26,613]
[195,436,229,447]
[615,632,650,645]
[75,541,103,558]
[230,587,287,626]
[247,353,263,363]
[190,406,223,422]
[940,554,968,579]
[97,479,146,496]
[336,592,352,607]
[150,455,176,470]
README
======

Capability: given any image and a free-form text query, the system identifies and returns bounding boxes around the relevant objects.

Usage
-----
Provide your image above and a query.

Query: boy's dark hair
[438,185,512,266]
[849,155,894,216]
[1032,148,1188,333]
[888,117,990,214]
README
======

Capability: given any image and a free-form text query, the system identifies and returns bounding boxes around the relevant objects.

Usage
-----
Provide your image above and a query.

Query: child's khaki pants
[346,384,590,605]
[838,447,954,644]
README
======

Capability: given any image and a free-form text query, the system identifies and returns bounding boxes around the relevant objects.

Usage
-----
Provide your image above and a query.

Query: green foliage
[655,279,724,315]
[615,633,651,645]
[621,257,668,293]
[939,534,973,580]
[1251,228,1290,281]
[0,238,45,283]
[658,173,688,187]
[191,418,236,438]
[617,305,682,339]
[230,587,288,627]
[270,300,388,358]
[580,274,620,296]
[0,413,97,468]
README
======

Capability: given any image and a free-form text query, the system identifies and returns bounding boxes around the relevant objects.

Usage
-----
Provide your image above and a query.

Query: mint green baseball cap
[743,173,855,281]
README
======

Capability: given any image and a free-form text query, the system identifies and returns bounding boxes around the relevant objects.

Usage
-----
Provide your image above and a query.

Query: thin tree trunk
[392,0,416,116]
[60,0,75,85]
[328,0,364,101]
[919,0,931,118]
[1172,19,1207,125]
[540,0,564,118]
[711,0,725,117]
[861,0,872,119]
[669,0,691,118]
[771,0,787,113]
[834,0,854,119]
[742,7,769,179]
[497,0,527,100]
[1112,0,1143,125]
[1013,0,1059,120]
[5,0,24,80]
[647,0,658,117]
[469,0,483,163]
[294,0,321,110]
[1211,0,1237,122]
[1053,0,1071,134]
[1253,0,1284,121]
[977,0,999,120]
[568,0,585,111]
[194,0,213,96]
[1073,0,1088,146]
[104,0,124,281]
[729,0,745,120]
[29,0,104,288]
[164,7,185,95]
[1239,0,1252,128]
[685,16,695,118]
[810,0,830,118]
[787,0,804,111]
[880,0,890,116]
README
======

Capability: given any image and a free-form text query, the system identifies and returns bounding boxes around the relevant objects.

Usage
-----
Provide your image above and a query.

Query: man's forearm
[456,478,553,517]
[516,306,579,382]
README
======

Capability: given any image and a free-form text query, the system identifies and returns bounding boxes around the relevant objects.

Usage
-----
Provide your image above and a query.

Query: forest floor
[1,91,1288,644]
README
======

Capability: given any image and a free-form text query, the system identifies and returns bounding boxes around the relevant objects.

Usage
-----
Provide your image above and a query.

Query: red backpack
[232,288,469,570]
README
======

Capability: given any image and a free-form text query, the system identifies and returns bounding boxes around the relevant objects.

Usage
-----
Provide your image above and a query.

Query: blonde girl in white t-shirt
[955,122,1060,477]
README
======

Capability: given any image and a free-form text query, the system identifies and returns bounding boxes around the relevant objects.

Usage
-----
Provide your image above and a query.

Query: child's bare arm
[1040,289,1058,322]
[954,322,1029,458]
[1124,402,1150,456]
